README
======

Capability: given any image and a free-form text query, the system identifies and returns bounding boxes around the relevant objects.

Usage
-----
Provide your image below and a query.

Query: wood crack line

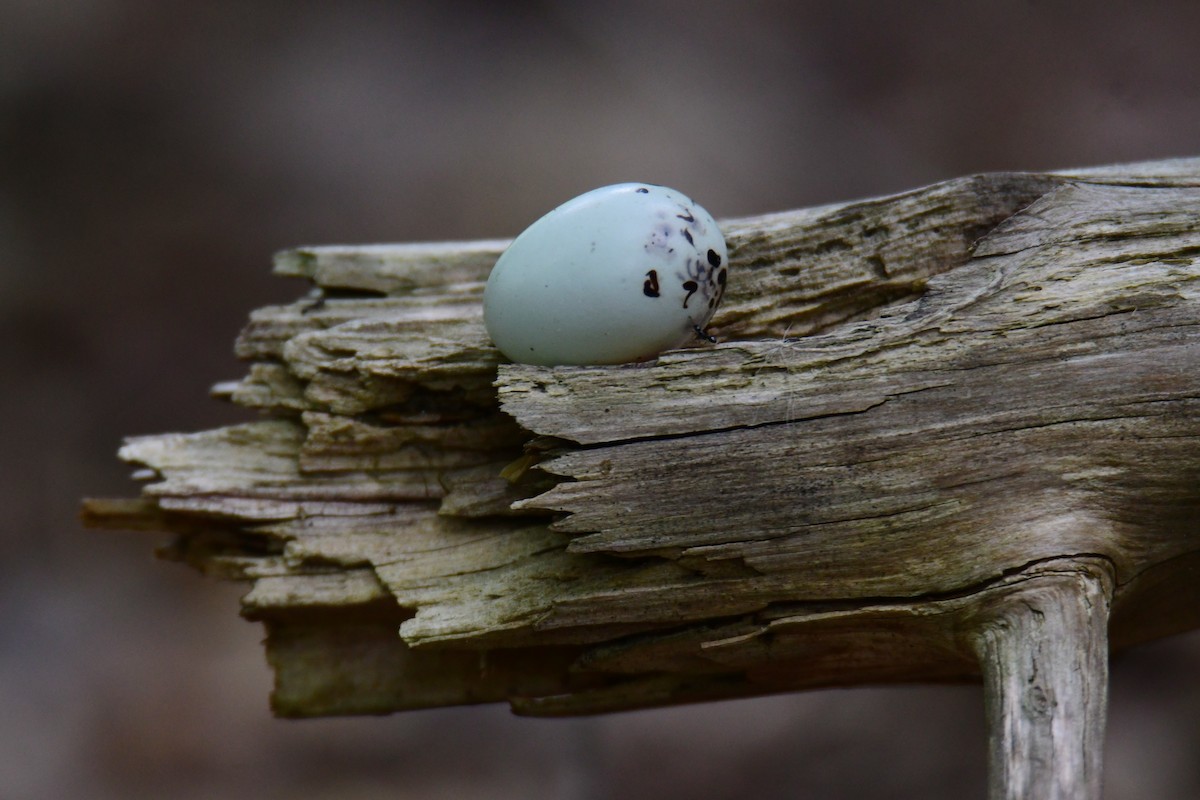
[753,553,1120,620]
[559,395,895,451]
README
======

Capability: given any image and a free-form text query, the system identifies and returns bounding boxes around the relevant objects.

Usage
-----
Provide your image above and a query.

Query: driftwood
[84,158,1200,799]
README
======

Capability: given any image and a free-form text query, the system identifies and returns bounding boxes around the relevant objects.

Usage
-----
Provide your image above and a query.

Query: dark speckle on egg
[682,279,699,308]
[707,249,721,267]
[643,269,661,298]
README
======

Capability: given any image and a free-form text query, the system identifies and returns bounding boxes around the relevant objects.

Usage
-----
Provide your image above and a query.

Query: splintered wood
[84,161,1200,736]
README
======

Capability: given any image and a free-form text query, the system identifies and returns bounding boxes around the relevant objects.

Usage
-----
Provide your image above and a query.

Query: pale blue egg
[483,183,728,366]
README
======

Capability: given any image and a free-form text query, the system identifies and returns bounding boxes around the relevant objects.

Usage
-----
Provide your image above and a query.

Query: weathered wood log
[83,157,1200,798]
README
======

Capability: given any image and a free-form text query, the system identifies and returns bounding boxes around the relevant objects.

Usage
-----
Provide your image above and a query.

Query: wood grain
[83,157,1200,797]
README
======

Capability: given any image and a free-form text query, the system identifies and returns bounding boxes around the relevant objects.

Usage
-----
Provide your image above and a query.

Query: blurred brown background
[3,2,1199,798]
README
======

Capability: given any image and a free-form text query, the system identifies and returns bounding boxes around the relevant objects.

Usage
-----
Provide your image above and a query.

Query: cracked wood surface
[84,159,1200,733]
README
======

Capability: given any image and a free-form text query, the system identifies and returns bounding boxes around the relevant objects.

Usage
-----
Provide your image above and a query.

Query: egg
[483,183,728,366]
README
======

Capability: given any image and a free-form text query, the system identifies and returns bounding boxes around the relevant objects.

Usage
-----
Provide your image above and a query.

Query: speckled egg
[483,183,728,366]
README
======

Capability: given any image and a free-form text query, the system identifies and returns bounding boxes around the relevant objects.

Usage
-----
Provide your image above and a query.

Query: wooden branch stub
[969,559,1113,800]
[84,158,1200,794]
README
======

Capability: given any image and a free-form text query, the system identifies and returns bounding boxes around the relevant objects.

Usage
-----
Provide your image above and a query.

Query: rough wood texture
[970,560,1113,800]
[84,157,1200,797]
